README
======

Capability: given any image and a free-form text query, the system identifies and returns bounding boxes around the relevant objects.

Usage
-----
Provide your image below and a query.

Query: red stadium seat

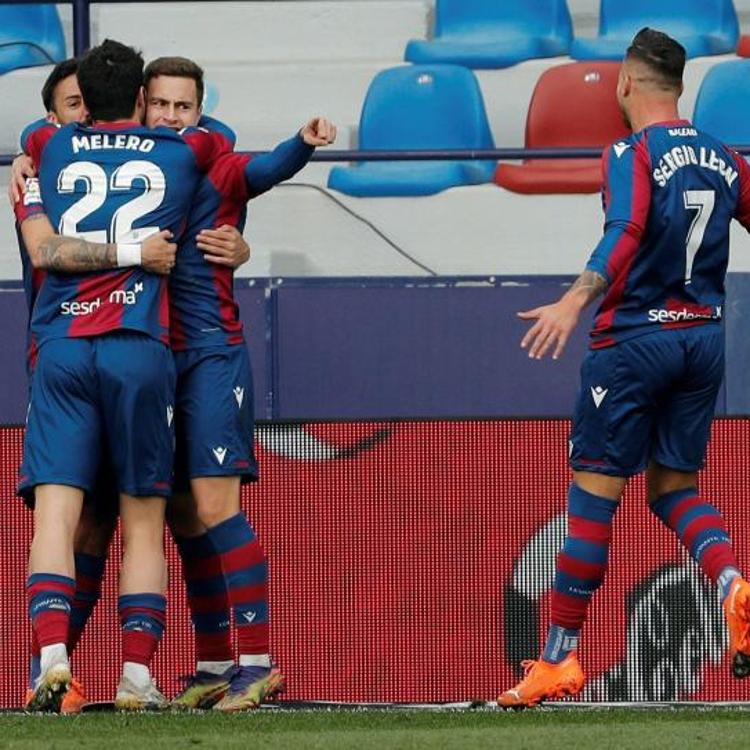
[737,35,750,57]
[494,61,630,194]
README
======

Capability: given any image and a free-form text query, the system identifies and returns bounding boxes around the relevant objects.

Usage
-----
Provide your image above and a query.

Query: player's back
[25,121,210,345]
[590,120,747,347]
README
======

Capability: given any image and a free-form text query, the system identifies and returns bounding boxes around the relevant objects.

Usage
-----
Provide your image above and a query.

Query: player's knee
[646,463,697,503]
[197,498,236,528]
[191,477,240,528]
[166,493,204,538]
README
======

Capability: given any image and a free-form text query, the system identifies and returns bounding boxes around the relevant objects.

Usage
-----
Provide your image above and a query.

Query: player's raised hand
[518,297,582,361]
[8,154,36,206]
[141,230,177,275]
[197,225,251,268]
[300,117,337,147]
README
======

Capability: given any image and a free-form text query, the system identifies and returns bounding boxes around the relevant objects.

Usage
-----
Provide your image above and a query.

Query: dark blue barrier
[0,275,744,423]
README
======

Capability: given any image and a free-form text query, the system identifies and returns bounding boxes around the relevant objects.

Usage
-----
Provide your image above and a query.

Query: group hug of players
[14,39,336,713]
[13,27,750,713]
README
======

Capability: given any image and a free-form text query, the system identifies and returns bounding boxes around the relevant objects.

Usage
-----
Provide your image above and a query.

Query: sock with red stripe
[544,484,618,664]
[119,593,166,667]
[68,552,106,656]
[651,487,740,602]
[206,513,270,667]
[175,532,233,670]
[27,573,75,654]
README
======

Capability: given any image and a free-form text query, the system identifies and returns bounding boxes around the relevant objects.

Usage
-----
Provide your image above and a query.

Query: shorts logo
[233,386,245,409]
[212,446,227,465]
[591,386,608,408]
[242,611,257,624]
[166,405,174,427]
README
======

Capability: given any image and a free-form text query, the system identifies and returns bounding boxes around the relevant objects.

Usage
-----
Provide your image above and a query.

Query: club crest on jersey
[591,386,608,408]
[233,386,245,409]
[212,446,227,465]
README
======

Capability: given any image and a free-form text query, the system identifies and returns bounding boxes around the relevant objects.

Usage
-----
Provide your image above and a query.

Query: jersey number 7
[683,190,715,286]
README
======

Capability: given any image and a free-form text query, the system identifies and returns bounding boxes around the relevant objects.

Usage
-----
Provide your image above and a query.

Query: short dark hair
[41,57,79,113]
[626,27,686,90]
[144,56,204,107]
[77,39,144,121]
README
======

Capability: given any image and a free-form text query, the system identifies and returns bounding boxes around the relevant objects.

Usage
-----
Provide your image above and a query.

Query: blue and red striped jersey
[21,119,232,348]
[586,120,750,348]
[169,128,313,350]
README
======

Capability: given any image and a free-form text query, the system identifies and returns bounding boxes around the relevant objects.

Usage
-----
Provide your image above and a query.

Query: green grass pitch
[2,708,750,750]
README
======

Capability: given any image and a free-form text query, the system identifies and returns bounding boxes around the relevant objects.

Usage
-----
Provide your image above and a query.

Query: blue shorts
[569,325,724,477]
[20,370,118,512]
[173,344,258,488]
[19,333,176,501]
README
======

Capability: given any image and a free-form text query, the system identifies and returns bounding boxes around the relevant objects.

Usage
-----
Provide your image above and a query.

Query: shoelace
[520,659,539,677]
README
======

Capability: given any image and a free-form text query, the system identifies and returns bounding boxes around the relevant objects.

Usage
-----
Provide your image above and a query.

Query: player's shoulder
[197,115,237,148]
[20,118,67,153]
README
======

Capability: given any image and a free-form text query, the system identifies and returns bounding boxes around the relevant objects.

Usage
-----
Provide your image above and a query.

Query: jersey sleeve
[180,126,234,172]
[586,140,652,284]
[730,150,750,232]
[244,133,314,199]
[207,152,252,204]
[22,121,58,166]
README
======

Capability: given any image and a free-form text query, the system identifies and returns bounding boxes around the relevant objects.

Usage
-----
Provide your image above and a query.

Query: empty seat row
[0,1,743,80]
[329,59,750,198]
[407,0,740,68]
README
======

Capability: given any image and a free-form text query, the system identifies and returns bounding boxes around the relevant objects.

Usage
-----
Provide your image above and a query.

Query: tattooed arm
[19,213,177,275]
[517,268,609,361]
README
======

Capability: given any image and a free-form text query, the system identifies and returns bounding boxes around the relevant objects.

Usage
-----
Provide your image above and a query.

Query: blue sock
[542,625,580,664]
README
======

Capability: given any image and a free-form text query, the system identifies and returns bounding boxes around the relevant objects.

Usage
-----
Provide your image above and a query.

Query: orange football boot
[498,653,585,708]
[724,576,750,678]
[60,678,88,714]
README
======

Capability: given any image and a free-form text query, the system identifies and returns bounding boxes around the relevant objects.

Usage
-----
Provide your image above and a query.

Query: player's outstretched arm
[244,117,337,197]
[518,270,608,360]
[20,214,177,275]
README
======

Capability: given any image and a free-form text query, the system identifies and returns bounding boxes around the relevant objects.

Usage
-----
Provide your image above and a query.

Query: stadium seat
[737,35,750,57]
[571,0,739,61]
[494,62,630,194]
[693,59,750,145]
[404,0,573,70]
[328,65,495,197]
[0,6,66,76]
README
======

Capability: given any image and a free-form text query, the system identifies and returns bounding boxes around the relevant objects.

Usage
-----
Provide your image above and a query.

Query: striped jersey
[586,120,750,348]
[169,121,314,350]
[19,119,232,349]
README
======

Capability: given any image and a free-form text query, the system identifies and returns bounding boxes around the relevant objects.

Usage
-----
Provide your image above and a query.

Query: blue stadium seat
[0,6,65,76]
[693,60,750,145]
[328,65,495,197]
[571,0,739,61]
[404,0,573,70]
